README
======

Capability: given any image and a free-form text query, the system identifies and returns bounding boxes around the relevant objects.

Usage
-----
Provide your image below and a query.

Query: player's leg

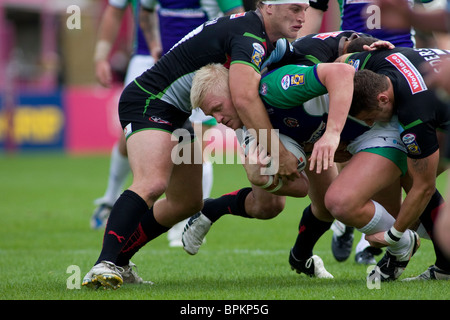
[353,177,401,264]
[83,129,178,289]
[288,165,337,278]
[113,140,203,284]
[91,55,155,230]
[329,161,356,262]
[326,151,420,281]
[168,118,215,247]
[182,185,286,255]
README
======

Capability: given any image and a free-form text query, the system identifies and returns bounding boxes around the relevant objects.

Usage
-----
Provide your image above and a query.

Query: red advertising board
[65,85,123,153]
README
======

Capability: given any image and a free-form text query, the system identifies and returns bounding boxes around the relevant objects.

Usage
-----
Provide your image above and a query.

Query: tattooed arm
[394,151,440,232]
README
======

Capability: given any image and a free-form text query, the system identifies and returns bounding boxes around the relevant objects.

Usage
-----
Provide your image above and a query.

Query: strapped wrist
[259,175,274,189]
[268,178,283,193]
[94,40,112,62]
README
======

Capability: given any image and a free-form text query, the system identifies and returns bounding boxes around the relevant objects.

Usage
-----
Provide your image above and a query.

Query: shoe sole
[82,278,101,290]
[94,273,123,290]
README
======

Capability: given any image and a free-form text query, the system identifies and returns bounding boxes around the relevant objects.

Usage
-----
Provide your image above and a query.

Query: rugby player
[338,47,450,280]
[82,0,311,290]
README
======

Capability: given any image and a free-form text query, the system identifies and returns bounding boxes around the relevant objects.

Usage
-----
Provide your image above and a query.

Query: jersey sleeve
[399,113,439,159]
[216,0,244,13]
[260,64,328,108]
[229,32,268,73]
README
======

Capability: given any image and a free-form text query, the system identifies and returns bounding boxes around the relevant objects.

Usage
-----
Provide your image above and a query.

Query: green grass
[0,153,449,303]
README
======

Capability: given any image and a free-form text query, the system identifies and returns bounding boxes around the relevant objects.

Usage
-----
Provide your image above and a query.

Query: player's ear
[378,92,390,105]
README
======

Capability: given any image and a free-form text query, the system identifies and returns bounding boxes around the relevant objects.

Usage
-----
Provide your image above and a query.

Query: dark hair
[350,70,389,117]
[345,36,380,54]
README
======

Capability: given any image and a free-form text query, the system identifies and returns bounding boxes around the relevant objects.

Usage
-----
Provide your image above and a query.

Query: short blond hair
[190,63,230,110]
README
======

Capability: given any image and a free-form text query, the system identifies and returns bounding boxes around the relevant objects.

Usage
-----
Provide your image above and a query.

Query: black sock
[419,189,450,271]
[95,190,148,265]
[116,207,170,267]
[202,188,253,223]
[291,205,332,260]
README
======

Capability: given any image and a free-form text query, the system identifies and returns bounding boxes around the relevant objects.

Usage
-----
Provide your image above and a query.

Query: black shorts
[119,80,194,141]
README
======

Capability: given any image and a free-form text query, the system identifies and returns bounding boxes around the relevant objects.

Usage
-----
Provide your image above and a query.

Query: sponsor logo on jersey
[283,117,300,128]
[149,116,172,126]
[281,75,291,90]
[348,59,360,70]
[385,53,427,94]
[402,133,421,155]
[281,74,304,90]
[251,43,265,68]
[230,12,246,19]
[124,123,132,138]
[312,31,343,40]
[260,82,268,96]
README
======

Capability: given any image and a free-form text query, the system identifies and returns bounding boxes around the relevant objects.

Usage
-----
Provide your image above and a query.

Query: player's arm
[367,151,439,247]
[395,152,440,231]
[297,5,325,37]
[311,63,355,173]
[229,63,300,180]
[240,142,309,198]
[376,0,449,33]
[139,7,162,61]
[94,4,126,87]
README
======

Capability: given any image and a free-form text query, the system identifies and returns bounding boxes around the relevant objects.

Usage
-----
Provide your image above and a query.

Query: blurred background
[0,0,135,154]
[1,0,446,155]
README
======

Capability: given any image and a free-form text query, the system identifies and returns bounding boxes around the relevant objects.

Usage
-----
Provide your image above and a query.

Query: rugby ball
[242,132,307,172]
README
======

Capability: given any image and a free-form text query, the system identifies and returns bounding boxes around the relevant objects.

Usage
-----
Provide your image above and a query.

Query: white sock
[202,161,213,199]
[102,143,131,205]
[355,234,371,254]
[357,200,412,257]
[387,230,414,259]
[357,200,395,234]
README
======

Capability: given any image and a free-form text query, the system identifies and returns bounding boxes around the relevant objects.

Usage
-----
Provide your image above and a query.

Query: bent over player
[341,47,450,280]
[82,0,311,290]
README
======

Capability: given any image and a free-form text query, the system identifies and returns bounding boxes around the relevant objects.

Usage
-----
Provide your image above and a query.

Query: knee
[324,189,355,222]
[250,197,285,220]
[134,179,168,204]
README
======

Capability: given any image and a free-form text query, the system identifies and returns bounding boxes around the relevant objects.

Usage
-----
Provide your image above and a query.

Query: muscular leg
[290,164,338,261]
[325,152,402,228]
[96,131,202,265]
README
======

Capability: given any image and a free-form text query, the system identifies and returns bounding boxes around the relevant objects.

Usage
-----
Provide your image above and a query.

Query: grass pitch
[0,153,449,305]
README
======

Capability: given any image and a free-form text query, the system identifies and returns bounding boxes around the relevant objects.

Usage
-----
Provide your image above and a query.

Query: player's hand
[239,142,272,186]
[275,148,301,181]
[95,60,113,88]
[365,232,389,248]
[363,40,395,51]
[150,42,163,62]
[308,131,339,174]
